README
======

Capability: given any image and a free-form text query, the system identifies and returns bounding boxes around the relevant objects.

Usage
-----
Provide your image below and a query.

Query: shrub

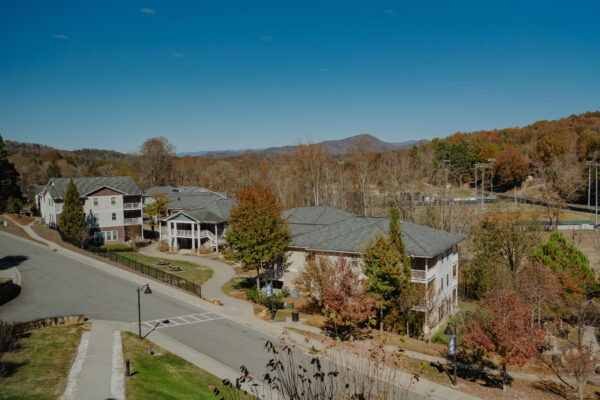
[101,243,134,252]
[158,240,169,252]
[5,197,22,214]
[245,287,285,309]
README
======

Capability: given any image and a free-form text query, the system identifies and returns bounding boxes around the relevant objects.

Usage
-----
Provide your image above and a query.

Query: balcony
[124,217,143,226]
[124,202,141,209]
[411,264,437,283]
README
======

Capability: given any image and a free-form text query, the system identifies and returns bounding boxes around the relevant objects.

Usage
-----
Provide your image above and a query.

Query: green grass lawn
[0,323,84,400]
[432,301,478,345]
[116,252,213,286]
[122,332,253,400]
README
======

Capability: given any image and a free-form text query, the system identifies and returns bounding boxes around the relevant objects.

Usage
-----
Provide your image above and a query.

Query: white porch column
[191,222,196,250]
[159,220,162,242]
[174,222,178,248]
[168,221,172,248]
[214,223,219,253]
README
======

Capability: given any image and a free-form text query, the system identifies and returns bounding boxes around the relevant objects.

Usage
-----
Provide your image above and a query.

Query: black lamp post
[444,322,458,387]
[137,284,152,339]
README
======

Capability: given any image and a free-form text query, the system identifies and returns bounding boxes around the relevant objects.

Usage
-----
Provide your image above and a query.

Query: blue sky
[1,1,599,153]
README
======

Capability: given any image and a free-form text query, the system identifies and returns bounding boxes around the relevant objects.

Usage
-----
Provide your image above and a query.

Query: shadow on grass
[0,361,26,379]
[534,380,570,399]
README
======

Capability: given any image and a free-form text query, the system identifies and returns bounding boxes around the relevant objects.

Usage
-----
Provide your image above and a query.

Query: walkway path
[4,220,481,400]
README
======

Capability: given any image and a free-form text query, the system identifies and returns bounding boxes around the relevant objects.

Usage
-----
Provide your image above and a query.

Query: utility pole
[588,161,592,208]
[474,163,490,211]
[487,158,495,199]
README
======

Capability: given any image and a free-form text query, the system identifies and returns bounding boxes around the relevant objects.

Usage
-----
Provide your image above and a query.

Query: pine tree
[0,134,22,212]
[363,203,415,332]
[223,183,291,290]
[59,179,88,247]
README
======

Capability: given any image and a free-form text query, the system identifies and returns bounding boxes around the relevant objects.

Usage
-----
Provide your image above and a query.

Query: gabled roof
[152,186,235,224]
[45,176,142,200]
[284,206,464,258]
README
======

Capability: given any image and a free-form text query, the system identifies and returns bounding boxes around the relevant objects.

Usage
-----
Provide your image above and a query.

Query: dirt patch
[7,213,36,225]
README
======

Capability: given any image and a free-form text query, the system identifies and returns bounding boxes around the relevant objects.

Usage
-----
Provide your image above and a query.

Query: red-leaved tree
[322,257,375,338]
[462,288,546,391]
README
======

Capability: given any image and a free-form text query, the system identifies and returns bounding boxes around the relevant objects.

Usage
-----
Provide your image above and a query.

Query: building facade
[282,206,464,337]
[39,176,143,243]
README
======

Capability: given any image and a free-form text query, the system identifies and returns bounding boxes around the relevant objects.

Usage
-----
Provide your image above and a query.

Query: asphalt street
[0,232,274,377]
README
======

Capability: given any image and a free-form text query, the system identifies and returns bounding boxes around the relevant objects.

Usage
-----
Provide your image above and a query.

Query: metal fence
[89,248,201,297]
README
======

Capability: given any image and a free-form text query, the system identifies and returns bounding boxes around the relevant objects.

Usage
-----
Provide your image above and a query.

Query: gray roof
[34,184,46,196]
[45,176,142,200]
[152,186,235,224]
[284,206,464,258]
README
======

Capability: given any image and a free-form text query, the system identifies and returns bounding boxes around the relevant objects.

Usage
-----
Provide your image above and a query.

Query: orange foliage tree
[462,288,546,391]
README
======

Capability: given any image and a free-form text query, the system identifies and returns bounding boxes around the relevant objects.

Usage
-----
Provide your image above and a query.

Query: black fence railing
[89,248,201,297]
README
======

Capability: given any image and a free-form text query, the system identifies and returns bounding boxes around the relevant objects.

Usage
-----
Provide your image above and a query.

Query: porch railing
[411,264,437,283]
[124,217,142,226]
[124,202,141,209]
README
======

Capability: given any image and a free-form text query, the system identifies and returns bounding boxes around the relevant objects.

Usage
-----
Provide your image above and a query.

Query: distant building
[39,176,143,243]
[283,206,464,337]
[145,186,235,251]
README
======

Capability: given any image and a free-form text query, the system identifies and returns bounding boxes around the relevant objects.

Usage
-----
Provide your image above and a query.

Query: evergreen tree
[363,203,415,332]
[532,230,596,296]
[0,134,22,212]
[44,161,62,182]
[223,183,291,290]
[59,179,88,247]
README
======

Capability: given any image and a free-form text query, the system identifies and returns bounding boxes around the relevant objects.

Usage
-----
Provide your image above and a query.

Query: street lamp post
[444,322,458,387]
[474,163,490,211]
[587,161,592,208]
[590,161,599,227]
[137,284,152,339]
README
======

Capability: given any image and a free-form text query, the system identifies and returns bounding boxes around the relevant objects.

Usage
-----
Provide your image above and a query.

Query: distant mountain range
[178,134,427,157]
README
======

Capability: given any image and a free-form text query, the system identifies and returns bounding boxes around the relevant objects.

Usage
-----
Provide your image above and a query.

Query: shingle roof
[152,186,235,224]
[284,206,464,258]
[47,176,142,199]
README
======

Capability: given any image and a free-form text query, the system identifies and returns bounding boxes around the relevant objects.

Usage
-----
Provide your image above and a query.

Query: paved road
[0,232,274,378]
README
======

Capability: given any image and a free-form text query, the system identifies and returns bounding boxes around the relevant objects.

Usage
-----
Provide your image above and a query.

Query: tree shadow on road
[0,255,28,270]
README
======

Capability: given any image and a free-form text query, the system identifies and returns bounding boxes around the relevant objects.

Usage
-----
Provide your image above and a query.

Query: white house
[282,206,464,337]
[145,186,235,251]
[39,176,143,243]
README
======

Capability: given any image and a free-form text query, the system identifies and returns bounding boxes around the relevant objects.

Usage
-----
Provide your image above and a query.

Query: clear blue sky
[1,1,599,153]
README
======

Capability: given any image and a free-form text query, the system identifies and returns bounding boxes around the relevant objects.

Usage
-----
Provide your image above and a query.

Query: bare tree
[138,136,175,188]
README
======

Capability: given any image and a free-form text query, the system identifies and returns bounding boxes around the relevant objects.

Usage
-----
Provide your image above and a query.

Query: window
[351,256,358,268]
[93,198,98,207]
[441,277,444,290]
[446,274,449,287]
[111,197,116,205]
[112,212,116,221]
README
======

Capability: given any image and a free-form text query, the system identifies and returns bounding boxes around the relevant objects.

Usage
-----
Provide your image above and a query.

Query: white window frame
[112,212,116,221]
[111,197,116,205]
[93,198,98,207]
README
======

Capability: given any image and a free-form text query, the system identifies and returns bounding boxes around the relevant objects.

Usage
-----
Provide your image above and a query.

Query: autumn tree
[363,204,415,332]
[462,288,546,391]
[59,179,88,247]
[513,261,561,325]
[321,257,375,338]
[143,192,170,225]
[465,212,540,299]
[0,135,22,213]
[290,141,330,206]
[138,136,175,188]
[493,146,529,190]
[293,255,335,308]
[223,184,291,290]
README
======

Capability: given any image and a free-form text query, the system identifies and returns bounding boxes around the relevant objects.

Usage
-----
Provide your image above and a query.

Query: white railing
[124,217,142,226]
[124,202,141,209]
[411,264,437,283]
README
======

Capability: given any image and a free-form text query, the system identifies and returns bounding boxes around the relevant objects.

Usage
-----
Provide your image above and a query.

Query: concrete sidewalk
[5,221,480,400]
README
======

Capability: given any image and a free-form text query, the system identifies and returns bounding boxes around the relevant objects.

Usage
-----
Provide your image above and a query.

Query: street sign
[449,336,456,355]
[266,282,273,297]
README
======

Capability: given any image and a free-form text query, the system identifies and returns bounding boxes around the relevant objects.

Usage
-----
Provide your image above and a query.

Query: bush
[5,197,22,214]
[101,243,134,252]
[158,240,169,252]
[245,287,285,309]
